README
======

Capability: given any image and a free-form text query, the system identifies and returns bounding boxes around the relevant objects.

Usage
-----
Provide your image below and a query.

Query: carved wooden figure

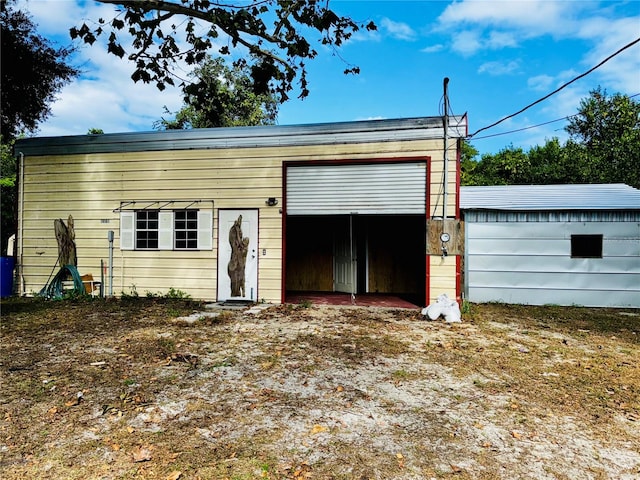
[227,215,249,297]
[54,215,77,268]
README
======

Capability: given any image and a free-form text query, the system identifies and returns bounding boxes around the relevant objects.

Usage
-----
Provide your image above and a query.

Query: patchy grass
[0,297,639,479]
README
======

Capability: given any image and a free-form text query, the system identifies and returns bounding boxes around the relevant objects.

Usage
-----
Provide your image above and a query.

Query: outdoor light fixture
[266,197,278,206]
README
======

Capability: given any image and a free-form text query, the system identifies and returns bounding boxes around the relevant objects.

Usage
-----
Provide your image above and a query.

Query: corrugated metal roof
[15,115,467,156]
[460,184,640,211]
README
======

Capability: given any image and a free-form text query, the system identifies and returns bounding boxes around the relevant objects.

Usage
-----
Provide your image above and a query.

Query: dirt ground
[1,297,639,480]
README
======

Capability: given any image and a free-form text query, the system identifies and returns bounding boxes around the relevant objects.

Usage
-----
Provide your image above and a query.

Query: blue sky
[17,0,640,155]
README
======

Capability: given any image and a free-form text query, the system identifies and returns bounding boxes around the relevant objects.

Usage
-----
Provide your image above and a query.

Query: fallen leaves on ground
[1,298,638,480]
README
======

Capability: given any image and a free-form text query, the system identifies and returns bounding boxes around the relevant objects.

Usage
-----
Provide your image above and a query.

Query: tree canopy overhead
[1,0,79,139]
[71,0,376,101]
[155,57,279,130]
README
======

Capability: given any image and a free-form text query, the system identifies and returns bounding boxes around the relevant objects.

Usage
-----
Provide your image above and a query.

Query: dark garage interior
[285,214,426,305]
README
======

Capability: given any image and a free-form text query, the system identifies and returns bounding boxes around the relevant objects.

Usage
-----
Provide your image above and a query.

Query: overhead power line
[470,91,640,141]
[471,116,570,140]
[468,36,640,138]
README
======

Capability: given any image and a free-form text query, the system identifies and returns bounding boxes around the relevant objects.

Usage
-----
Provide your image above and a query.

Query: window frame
[135,210,160,250]
[174,209,199,250]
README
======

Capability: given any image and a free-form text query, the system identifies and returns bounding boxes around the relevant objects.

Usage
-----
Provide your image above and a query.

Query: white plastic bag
[421,293,461,323]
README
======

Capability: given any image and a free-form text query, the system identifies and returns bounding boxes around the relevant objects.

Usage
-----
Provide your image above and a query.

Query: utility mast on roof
[442,77,450,219]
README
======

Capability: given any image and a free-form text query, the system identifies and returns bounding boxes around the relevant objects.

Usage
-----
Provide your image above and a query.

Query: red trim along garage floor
[286,292,420,309]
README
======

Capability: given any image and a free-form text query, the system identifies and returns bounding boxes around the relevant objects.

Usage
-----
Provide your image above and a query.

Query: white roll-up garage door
[286,162,427,215]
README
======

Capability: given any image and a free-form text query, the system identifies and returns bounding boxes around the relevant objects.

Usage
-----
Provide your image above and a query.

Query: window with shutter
[197,210,213,250]
[119,208,213,251]
[120,212,135,250]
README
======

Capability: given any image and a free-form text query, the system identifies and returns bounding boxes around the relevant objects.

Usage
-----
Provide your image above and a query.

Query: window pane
[174,209,199,250]
[135,210,160,249]
[571,234,603,258]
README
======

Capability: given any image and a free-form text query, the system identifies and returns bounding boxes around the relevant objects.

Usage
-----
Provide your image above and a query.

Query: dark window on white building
[571,234,603,258]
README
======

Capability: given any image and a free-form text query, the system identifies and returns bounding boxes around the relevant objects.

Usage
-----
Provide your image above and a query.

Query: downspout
[17,152,25,295]
[442,77,450,219]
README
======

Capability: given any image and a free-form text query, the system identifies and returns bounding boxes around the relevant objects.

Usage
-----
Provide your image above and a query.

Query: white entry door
[334,216,355,294]
[218,209,258,302]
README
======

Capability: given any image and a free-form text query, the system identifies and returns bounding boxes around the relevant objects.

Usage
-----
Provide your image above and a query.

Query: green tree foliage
[1,1,78,254]
[71,0,376,101]
[463,89,640,188]
[458,139,479,186]
[565,87,640,188]
[1,0,79,139]
[463,144,530,186]
[155,58,278,130]
[1,137,17,255]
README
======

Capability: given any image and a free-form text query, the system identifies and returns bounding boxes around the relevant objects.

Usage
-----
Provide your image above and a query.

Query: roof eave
[15,115,468,157]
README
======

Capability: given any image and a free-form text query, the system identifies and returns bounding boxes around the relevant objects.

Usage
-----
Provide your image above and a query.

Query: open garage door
[285,161,427,304]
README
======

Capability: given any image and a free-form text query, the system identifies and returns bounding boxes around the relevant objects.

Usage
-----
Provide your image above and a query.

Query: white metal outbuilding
[461,184,640,308]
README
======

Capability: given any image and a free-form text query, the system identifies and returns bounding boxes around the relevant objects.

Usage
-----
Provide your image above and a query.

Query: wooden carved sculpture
[54,215,77,268]
[227,215,249,297]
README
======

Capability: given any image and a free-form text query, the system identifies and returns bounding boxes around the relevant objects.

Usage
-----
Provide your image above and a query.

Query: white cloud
[421,44,444,53]
[449,29,520,56]
[357,116,385,121]
[486,31,518,49]
[348,27,382,43]
[435,0,639,97]
[17,0,190,136]
[380,17,417,41]
[478,60,520,76]
[575,17,640,93]
[528,74,554,91]
[437,0,580,34]
[39,28,184,135]
[450,30,483,56]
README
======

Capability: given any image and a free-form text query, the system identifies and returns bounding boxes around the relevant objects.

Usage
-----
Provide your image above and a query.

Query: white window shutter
[120,212,135,250]
[159,211,174,250]
[198,210,213,250]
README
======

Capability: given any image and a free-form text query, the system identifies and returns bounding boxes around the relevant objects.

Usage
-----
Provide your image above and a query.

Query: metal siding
[469,287,640,308]
[469,254,637,274]
[466,221,640,308]
[19,138,448,303]
[464,210,640,222]
[287,162,427,215]
[461,184,640,211]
